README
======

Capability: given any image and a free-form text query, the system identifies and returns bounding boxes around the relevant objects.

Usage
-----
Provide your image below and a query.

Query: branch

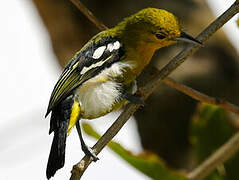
[69,1,239,179]
[163,77,239,115]
[187,131,239,180]
[70,0,107,31]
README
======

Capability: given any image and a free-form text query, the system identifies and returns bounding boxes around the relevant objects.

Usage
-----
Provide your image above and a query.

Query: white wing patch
[92,46,106,59]
[80,58,108,75]
[107,43,114,52]
[80,41,122,75]
[92,41,121,59]
[113,41,121,50]
[106,41,121,52]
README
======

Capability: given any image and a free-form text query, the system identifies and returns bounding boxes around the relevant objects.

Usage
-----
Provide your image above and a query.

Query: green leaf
[190,103,239,180]
[82,123,187,180]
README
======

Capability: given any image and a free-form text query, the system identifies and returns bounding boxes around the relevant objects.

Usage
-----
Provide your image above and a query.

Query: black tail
[46,96,73,179]
[46,121,68,179]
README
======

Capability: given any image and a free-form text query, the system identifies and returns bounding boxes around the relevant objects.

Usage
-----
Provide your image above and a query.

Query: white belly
[76,62,134,119]
[77,79,121,118]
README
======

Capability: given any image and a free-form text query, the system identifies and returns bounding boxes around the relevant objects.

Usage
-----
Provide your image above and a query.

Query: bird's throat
[126,44,156,77]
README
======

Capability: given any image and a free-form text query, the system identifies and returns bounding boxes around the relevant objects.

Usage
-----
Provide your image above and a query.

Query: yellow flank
[67,101,81,134]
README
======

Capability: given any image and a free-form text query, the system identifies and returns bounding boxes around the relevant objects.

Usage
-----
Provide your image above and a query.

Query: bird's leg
[122,93,145,106]
[76,121,99,161]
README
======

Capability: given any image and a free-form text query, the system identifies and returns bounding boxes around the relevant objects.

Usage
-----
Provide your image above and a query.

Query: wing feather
[45,36,124,117]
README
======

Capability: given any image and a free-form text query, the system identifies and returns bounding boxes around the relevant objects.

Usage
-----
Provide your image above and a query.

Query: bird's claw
[82,145,99,162]
[122,93,145,106]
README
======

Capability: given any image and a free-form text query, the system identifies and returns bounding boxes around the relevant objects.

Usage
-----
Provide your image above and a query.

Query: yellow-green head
[110,8,201,50]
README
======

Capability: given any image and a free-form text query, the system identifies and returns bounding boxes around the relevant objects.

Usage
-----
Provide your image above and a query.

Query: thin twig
[187,131,239,180]
[70,0,107,31]
[164,77,239,115]
[69,1,239,179]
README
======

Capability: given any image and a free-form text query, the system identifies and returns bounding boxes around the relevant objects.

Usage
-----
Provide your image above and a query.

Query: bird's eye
[156,34,166,40]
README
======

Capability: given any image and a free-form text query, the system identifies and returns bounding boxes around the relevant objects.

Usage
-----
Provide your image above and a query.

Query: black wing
[45,35,125,117]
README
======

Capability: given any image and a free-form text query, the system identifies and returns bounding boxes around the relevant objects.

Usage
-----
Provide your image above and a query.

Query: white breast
[76,61,134,118]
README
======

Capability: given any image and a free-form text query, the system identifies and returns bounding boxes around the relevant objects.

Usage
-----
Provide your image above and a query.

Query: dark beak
[174,31,202,46]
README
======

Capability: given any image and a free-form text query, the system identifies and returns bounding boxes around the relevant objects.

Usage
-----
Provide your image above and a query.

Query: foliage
[190,103,239,180]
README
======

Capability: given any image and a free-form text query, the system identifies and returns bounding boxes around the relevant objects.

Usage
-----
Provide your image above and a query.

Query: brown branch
[187,131,239,180]
[164,77,239,115]
[70,0,107,31]
[69,1,239,179]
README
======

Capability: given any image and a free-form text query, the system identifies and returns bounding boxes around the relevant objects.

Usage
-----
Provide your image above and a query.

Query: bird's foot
[122,93,145,106]
[82,145,99,162]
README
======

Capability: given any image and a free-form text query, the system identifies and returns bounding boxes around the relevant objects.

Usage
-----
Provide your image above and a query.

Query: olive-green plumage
[46,8,201,179]
[92,8,181,81]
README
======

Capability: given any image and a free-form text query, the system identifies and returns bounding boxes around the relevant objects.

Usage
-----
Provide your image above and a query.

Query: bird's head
[114,8,201,49]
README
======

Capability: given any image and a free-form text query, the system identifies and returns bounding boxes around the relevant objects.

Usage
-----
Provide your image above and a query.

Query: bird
[45,7,202,179]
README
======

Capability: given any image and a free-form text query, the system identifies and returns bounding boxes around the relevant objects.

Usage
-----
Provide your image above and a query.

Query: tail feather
[46,96,74,179]
[46,121,68,179]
